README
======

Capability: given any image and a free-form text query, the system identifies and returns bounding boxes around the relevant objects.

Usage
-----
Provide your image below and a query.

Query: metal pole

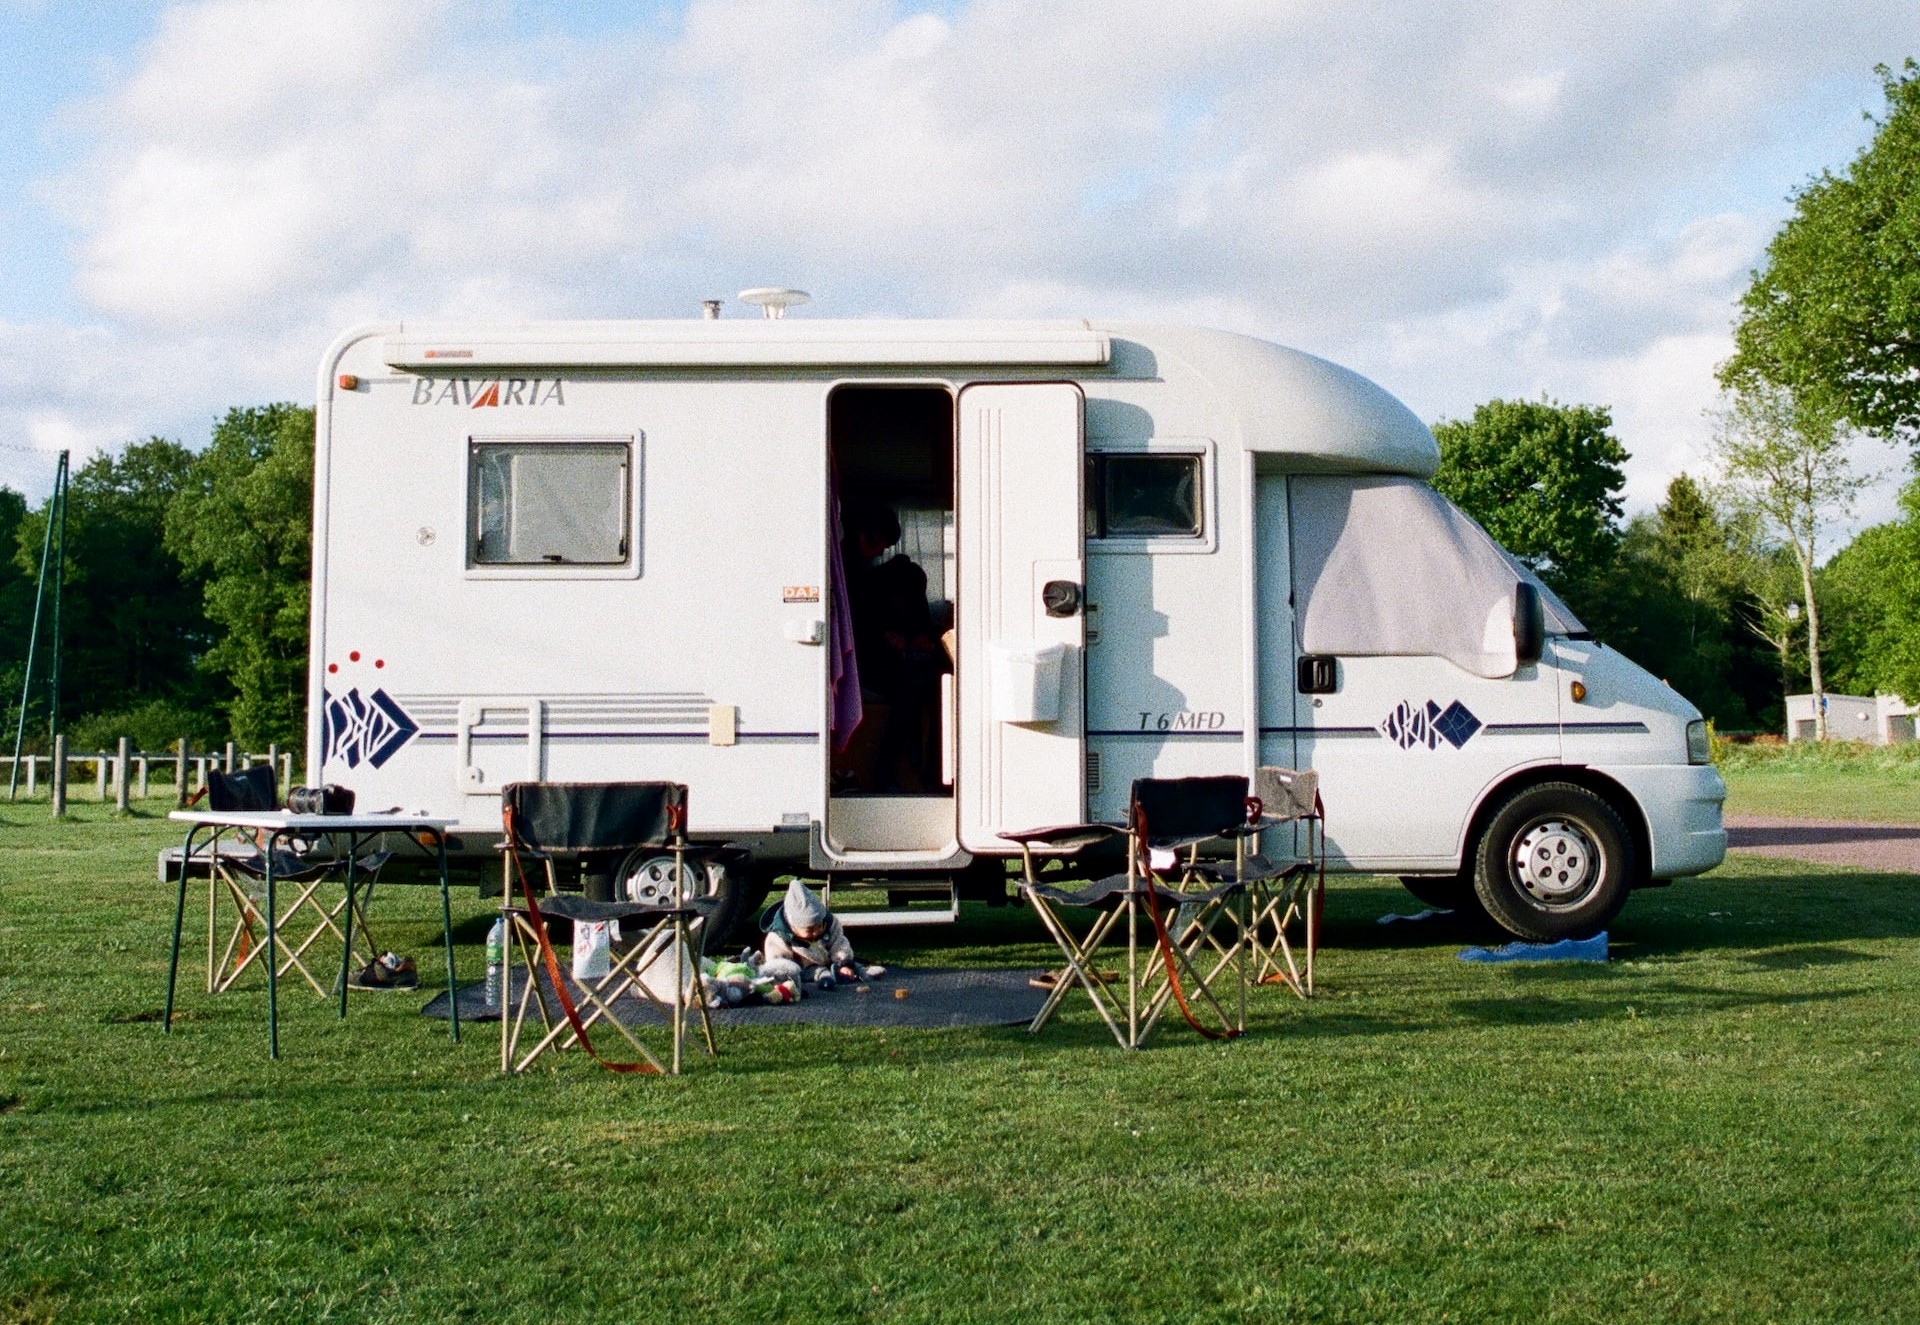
[137,755,149,800]
[267,743,280,798]
[7,451,64,800]
[176,739,189,809]
[47,451,66,745]
[50,734,65,818]
[224,742,235,774]
[115,737,131,814]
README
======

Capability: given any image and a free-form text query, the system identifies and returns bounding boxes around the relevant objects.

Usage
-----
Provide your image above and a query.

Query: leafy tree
[0,486,37,743]
[1723,62,1920,442]
[1432,397,1628,624]
[165,405,315,748]
[1591,475,1779,730]
[1821,477,1920,703]
[10,442,214,736]
[1712,383,1873,738]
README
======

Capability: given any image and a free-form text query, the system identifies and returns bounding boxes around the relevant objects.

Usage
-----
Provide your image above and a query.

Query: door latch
[1042,580,1082,618]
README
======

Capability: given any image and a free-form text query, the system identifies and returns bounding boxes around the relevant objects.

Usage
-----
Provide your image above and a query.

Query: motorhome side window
[468,441,631,567]
[1086,453,1202,538]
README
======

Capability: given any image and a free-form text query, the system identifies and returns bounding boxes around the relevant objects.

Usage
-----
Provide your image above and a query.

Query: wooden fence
[3,740,297,814]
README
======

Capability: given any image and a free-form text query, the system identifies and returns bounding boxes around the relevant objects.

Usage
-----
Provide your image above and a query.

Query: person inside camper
[761,880,883,988]
[840,500,947,791]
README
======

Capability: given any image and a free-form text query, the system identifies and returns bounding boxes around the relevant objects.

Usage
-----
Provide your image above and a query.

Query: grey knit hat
[783,879,830,931]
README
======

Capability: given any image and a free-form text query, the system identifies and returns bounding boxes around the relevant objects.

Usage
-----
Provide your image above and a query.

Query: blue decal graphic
[322,688,419,769]
[1381,699,1482,751]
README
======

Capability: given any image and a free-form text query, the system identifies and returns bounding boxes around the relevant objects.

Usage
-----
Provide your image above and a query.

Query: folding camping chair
[1243,766,1326,998]
[193,765,390,999]
[1004,775,1271,1050]
[497,781,722,1076]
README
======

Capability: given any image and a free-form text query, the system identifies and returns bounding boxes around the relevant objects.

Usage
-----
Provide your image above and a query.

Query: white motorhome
[309,316,1725,941]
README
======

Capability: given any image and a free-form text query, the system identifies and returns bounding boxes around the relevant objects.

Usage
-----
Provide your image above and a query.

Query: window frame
[463,434,643,580]
[1085,437,1216,556]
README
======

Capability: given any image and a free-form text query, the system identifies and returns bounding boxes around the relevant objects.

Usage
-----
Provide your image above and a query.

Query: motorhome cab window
[1087,454,1202,538]
[468,440,631,567]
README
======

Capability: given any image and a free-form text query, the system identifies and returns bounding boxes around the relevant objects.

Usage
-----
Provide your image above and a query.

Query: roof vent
[738,287,810,320]
[701,299,722,320]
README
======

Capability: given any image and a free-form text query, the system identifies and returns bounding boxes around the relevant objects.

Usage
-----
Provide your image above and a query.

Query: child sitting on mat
[761,880,883,989]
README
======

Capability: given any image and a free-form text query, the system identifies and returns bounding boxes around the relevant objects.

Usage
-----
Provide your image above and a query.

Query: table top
[169,810,459,832]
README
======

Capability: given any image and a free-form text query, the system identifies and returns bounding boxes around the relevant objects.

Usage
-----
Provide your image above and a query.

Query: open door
[956,383,1086,850]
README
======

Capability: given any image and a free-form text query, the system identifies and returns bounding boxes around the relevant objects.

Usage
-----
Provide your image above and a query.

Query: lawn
[1720,740,1920,822]
[2,799,1918,1323]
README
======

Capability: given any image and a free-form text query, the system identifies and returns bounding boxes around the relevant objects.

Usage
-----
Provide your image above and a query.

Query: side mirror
[1513,581,1545,667]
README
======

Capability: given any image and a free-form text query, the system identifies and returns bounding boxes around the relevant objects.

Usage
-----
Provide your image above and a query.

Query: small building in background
[1785,692,1917,744]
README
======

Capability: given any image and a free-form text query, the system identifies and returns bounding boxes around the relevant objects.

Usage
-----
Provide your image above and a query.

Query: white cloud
[7,0,1913,535]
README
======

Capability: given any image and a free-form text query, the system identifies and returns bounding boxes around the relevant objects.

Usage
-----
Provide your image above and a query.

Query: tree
[165,405,315,747]
[0,486,36,740]
[1820,478,1920,704]
[1712,383,1872,738]
[10,441,213,738]
[1431,397,1628,624]
[1590,475,1778,730]
[1723,62,1920,442]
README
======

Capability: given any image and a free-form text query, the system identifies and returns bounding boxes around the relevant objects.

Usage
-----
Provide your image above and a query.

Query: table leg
[438,833,460,1043]
[164,825,198,1034]
[339,832,358,1020]
[266,831,281,1060]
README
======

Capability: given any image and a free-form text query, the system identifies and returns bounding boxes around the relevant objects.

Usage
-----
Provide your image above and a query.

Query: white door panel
[957,384,1086,849]
[1298,653,1561,868]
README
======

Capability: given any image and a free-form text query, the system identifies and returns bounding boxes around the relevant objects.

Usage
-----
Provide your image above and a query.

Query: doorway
[826,385,956,855]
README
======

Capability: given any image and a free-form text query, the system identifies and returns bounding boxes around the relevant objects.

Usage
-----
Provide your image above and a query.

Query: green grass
[1720,740,1920,822]
[3,800,1919,1322]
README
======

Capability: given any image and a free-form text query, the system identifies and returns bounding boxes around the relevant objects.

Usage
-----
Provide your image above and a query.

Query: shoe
[348,951,418,990]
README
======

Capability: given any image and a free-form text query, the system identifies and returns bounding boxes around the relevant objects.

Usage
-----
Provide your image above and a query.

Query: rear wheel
[1471,782,1633,941]
[616,850,751,953]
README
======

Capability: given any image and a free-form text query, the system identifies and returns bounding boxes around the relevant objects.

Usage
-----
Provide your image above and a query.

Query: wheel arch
[1460,766,1652,888]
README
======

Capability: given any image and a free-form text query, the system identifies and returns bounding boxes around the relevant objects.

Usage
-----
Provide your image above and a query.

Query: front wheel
[1471,782,1634,942]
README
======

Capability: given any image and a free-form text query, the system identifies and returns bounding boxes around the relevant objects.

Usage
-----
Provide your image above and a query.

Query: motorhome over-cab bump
[311,317,1726,941]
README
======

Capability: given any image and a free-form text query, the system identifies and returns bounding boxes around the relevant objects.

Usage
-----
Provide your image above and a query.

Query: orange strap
[1136,806,1241,1042]
[502,806,658,1075]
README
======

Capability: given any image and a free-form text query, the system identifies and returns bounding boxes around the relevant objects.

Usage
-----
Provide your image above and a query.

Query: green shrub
[65,699,226,754]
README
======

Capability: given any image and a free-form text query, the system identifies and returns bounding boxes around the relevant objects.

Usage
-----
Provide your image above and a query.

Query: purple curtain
[828,475,863,753]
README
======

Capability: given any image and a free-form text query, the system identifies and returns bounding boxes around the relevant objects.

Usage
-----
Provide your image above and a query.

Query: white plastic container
[989,641,1066,723]
[571,920,611,980]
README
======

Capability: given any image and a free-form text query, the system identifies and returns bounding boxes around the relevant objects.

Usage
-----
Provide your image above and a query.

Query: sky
[1,0,1916,538]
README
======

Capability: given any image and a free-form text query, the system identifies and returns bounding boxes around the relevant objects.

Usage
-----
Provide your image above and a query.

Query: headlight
[1686,719,1711,765]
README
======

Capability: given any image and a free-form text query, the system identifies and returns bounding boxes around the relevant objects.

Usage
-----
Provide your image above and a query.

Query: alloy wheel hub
[1511,819,1598,906]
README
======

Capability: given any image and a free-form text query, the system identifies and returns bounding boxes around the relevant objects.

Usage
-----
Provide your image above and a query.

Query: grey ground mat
[422,965,1050,1029]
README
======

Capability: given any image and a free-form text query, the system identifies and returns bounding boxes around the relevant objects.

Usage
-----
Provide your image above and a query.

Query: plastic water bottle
[485,917,505,1009]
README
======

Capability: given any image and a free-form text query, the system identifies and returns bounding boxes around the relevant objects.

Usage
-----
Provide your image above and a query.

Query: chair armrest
[1000,823,1126,851]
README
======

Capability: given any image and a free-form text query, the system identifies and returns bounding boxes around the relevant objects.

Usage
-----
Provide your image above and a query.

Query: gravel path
[1726,814,1920,873]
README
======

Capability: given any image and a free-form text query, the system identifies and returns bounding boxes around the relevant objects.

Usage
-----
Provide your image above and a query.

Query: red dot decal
[328,663,338,673]
[375,659,385,669]
[349,650,361,662]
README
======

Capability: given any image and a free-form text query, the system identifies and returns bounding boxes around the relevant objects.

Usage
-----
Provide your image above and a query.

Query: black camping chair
[1004,775,1275,1049]
[497,781,726,1076]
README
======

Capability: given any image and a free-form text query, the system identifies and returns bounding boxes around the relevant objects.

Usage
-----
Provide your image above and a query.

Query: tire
[1398,871,1479,912]
[616,849,753,954]
[1471,782,1634,942]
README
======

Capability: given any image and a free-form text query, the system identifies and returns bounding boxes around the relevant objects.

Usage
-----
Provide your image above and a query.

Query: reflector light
[338,373,360,390]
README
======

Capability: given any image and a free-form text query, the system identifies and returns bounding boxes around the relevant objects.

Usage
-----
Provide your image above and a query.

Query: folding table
[164,810,460,1059]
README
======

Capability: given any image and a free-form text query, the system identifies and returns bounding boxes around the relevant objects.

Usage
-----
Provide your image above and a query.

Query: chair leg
[1023,892,1131,1048]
